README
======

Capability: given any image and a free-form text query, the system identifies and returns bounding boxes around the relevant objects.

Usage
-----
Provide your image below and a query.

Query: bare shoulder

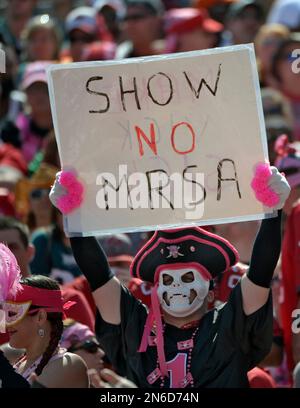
[0,342,24,364]
[62,352,87,367]
[37,352,89,388]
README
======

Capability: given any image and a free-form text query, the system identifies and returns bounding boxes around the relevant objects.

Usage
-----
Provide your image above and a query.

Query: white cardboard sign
[47,44,271,236]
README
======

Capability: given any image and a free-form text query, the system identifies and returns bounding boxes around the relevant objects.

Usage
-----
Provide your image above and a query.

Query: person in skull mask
[49,164,290,388]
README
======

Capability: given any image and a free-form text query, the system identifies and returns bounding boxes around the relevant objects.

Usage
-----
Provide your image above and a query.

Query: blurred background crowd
[0,0,300,389]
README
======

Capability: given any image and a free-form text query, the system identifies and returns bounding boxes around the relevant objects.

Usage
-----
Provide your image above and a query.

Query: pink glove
[49,170,84,215]
[251,163,290,210]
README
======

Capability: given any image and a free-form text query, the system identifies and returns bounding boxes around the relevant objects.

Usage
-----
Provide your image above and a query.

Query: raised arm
[49,171,122,324]
[241,165,290,315]
[70,236,122,324]
[241,211,282,315]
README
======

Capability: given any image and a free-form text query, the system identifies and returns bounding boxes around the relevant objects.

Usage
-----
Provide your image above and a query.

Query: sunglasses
[30,188,50,200]
[69,339,100,354]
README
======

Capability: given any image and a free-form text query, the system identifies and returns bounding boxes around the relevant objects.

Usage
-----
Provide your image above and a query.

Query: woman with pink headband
[50,164,290,388]
[0,245,89,388]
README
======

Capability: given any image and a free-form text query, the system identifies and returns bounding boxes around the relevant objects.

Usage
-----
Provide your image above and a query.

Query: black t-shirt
[0,351,30,388]
[95,281,273,388]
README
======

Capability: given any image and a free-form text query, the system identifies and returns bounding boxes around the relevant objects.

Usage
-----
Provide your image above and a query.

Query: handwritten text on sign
[47,45,269,236]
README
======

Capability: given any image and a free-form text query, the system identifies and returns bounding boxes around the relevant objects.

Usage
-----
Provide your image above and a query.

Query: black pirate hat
[130,226,239,283]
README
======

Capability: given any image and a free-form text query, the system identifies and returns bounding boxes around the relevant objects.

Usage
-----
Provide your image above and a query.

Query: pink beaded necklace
[147,322,199,388]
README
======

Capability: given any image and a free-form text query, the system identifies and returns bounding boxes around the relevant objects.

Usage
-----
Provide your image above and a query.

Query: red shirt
[61,287,95,331]
[63,276,97,316]
[128,278,152,308]
[280,201,300,371]
[211,263,247,306]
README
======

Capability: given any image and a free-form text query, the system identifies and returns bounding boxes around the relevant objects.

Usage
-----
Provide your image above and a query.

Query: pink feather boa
[0,244,22,302]
[250,163,280,207]
[56,171,84,215]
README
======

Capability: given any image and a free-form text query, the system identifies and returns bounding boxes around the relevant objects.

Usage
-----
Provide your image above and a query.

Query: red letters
[135,123,157,157]
[171,122,195,155]
[135,121,196,157]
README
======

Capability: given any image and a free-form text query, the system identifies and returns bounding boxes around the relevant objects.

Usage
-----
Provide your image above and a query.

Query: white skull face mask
[157,267,210,317]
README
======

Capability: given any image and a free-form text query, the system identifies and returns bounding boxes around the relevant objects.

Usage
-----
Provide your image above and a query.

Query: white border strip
[0,49,5,73]
[65,211,276,237]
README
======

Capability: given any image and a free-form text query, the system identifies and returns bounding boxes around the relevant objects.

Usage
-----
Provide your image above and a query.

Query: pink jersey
[16,113,47,163]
